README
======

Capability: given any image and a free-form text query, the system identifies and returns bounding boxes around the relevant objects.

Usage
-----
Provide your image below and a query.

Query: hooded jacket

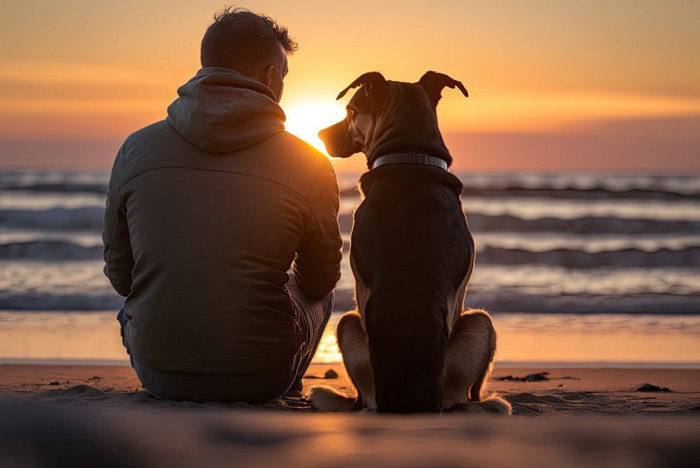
[103,68,343,375]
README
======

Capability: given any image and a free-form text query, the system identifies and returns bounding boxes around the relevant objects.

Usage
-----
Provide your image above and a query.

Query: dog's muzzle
[372,152,448,171]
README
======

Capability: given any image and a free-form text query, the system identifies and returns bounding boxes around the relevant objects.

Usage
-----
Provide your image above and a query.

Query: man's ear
[263,65,276,88]
[418,71,468,106]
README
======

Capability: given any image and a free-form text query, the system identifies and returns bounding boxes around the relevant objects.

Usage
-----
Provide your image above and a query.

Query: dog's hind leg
[337,311,376,410]
[309,311,375,412]
[442,309,511,414]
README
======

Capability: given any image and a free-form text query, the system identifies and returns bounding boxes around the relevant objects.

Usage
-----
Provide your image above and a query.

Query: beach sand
[1,363,699,467]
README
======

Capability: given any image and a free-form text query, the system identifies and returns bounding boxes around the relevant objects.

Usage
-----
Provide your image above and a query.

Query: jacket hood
[167,67,286,154]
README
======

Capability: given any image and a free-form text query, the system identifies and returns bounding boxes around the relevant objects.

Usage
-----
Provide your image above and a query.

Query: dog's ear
[336,72,389,103]
[418,71,468,106]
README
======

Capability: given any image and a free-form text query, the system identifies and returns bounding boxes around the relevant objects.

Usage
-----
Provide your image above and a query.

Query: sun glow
[284,101,347,155]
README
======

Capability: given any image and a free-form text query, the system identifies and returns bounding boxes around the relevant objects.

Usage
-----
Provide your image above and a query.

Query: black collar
[371,152,448,171]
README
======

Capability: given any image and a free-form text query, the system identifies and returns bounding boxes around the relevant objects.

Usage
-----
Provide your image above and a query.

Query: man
[103,7,342,403]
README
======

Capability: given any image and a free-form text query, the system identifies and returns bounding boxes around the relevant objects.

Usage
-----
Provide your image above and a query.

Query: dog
[309,71,511,414]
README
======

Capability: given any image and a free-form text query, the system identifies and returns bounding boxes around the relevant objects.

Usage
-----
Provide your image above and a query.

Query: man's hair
[200,7,298,75]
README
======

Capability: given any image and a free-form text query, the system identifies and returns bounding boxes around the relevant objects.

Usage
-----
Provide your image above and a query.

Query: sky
[0,0,698,172]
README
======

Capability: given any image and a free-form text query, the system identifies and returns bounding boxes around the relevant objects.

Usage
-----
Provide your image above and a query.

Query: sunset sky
[0,0,698,171]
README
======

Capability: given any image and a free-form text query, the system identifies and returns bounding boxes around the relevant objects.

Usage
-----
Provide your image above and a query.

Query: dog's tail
[308,386,360,412]
[448,393,512,414]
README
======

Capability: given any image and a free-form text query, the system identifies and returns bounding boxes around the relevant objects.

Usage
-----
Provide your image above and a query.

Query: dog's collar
[371,152,448,171]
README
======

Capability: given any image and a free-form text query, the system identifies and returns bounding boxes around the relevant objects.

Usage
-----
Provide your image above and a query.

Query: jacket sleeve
[102,146,134,297]
[293,171,343,299]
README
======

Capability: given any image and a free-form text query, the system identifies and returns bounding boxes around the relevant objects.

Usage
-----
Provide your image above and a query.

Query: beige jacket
[103,68,342,374]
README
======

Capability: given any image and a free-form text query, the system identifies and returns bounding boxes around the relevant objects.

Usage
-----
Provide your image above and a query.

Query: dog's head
[318,71,468,166]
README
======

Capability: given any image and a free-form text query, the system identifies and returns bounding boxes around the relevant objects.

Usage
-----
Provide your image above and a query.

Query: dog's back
[353,165,474,412]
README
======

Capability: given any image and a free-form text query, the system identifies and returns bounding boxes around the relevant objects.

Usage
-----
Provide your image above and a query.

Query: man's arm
[102,146,134,297]
[293,172,343,299]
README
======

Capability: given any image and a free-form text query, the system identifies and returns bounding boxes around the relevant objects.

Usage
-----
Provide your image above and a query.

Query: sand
[1,363,699,467]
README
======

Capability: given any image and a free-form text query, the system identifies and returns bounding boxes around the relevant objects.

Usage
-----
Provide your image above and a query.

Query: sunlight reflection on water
[316,313,700,366]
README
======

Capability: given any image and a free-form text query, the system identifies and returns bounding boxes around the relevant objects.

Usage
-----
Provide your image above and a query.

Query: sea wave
[2,170,697,316]
[477,246,700,268]
[3,259,697,313]
[6,207,698,234]
[0,190,106,210]
[0,293,123,311]
[3,239,699,268]
[457,173,700,196]
[466,214,700,235]
[0,241,102,260]
[0,207,104,230]
[338,173,700,198]
[1,290,696,314]
[0,171,109,193]
[10,181,698,200]
[0,183,108,194]
[3,170,698,198]
[340,213,700,234]
[464,292,699,314]
[475,232,700,253]
[461,197,700,221]
[460,186,699,200]
[340,185,700,200]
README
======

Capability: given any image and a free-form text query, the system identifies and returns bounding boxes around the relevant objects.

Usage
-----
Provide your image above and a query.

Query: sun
[284,100,346,155]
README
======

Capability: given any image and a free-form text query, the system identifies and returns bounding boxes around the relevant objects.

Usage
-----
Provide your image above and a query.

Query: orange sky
[0,0,698,171]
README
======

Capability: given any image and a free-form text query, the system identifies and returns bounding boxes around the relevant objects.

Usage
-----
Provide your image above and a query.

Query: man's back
[103,68,342,376]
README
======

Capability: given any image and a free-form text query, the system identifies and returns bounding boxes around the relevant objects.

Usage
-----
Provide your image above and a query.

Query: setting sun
[284,101,347,155]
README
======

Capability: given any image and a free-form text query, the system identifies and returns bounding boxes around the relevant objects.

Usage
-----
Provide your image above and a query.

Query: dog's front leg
[308,311,376,412]
[337,311,376,411]
[442,309,497,409]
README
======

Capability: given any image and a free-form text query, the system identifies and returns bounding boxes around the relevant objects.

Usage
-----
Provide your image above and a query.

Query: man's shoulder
[122,120,171,147]
[115,120,184,181]
[269,131,335,175]
[270,131,322,156]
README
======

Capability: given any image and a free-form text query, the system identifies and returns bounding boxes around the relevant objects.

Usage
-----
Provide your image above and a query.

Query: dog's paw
[308,385,358,412]
[448,393,512,415]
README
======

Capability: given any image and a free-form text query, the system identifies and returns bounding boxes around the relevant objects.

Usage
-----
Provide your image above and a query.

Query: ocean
[1,170,699,366]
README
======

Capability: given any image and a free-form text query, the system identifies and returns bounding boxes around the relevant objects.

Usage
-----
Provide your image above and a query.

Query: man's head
[200,7,297,101]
